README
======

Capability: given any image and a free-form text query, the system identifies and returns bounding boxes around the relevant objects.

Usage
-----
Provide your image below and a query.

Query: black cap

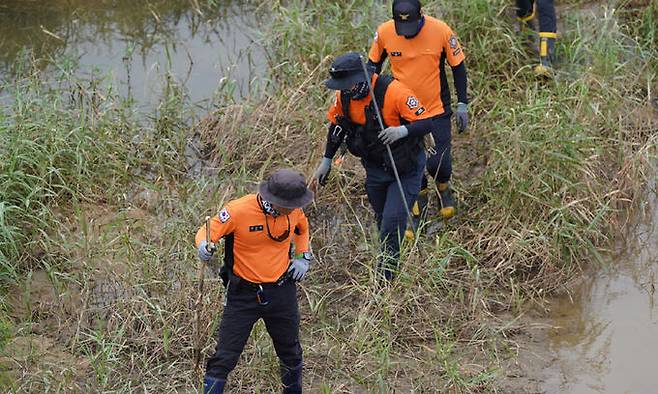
[324,52,369,91]
[258,169,314,209]
[392,0,422,37]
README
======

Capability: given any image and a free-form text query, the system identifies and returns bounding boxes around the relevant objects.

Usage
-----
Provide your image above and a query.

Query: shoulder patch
[449,35,458,49]
[373,31,378,42]
[218,208,231,223]
[406,96,419,109]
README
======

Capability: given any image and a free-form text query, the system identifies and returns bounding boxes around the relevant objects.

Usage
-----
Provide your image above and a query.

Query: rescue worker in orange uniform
[195,169,314,394]
[515,0,557,76]
[311,51,433,281]
[367,0,469,226]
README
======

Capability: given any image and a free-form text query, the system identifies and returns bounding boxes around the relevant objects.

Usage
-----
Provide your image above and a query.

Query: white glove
[455,102,468,133]
[287,259,310,281]
[313,157,332,186]
[198,240,216,262]
[378,125,408,144]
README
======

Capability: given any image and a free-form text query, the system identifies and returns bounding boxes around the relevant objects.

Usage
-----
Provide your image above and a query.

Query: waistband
[431,111,452,120]
[230,271,291,291]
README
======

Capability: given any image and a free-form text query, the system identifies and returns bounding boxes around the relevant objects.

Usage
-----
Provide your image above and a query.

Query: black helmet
[324,52,370,90]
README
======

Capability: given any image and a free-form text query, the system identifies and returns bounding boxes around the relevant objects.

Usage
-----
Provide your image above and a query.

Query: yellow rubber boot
[534,32,556,77]
[437,182,456,219]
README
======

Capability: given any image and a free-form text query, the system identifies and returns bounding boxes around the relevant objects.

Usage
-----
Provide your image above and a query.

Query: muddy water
[0,0,266,109]
[542,189,658,393]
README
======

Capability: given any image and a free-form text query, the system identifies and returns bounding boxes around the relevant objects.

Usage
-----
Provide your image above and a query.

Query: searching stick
[358,57,416,232]
[193,216,214,372]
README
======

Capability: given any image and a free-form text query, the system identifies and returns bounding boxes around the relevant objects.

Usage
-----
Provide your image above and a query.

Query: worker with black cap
[311,51,433,281]
[515,0,557,76]
[368,0,470,229]
[195,168,314,393]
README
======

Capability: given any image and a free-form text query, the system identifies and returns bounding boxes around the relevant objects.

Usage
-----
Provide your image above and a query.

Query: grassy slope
[1,0,656,392]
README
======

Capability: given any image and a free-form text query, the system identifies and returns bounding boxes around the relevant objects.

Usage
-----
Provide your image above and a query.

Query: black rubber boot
[437,182,456,219]
[406,188,428,240]
[204,376,226,394]
[281,362,302,393]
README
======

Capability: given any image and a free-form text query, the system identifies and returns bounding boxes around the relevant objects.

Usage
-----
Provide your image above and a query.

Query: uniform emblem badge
[406,96,419,109]
[449,35,458,49]
[218,208,231,223]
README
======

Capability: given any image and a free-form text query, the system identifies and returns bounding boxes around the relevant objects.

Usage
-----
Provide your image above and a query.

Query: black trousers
[515,0,557,33]
[205,280,302,380]
[364,150,426,263]
[424,114,452,186]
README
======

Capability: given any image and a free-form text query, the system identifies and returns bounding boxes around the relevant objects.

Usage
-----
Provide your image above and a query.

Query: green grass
[1,0,656,392]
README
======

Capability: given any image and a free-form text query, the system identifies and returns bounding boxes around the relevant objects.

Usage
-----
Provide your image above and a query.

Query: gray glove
[287,258,310,281]
[313,157,332,186]
[455,102,468,133]
[198,240,216,262]
[378,125,408,144]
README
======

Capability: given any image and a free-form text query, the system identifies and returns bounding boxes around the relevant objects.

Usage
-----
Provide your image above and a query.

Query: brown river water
[541,187,658,393]
[0,0,266,110]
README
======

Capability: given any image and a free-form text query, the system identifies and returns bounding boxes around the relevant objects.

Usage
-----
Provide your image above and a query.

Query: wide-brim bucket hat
[258,168,314,209]
[324,51,371,90]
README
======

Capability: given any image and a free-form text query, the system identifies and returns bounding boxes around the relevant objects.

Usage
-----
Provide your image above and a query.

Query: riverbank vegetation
[1,0,656,392]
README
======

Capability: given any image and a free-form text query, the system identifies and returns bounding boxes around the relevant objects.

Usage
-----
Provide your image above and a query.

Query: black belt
[229,272,291,306]
[229,271,290,291]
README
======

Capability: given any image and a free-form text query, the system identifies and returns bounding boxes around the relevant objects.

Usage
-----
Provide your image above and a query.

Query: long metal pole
[358,56,416,233]
[194,216,213,372]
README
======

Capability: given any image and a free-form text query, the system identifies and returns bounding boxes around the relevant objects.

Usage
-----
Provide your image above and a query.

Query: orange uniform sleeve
[292,210,310,254]
[326,91,344,124]
[368,27,386,63]
[444,26,465,67]
[194,206,237,247]
[390,81,432,123]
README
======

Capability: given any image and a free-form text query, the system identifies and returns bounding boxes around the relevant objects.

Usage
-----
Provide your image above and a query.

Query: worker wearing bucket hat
[195,168,313,393]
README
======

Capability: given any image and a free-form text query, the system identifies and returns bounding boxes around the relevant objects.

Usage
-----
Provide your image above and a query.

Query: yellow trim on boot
[533,64,552,77]
[539,32,558,39]
[439,207,456,220]
[539,39,548,57]
[437,182,449,192]
[419,188,428,197]
[404,229,415,240]
[412,201,420,216]
[516,7,535,23]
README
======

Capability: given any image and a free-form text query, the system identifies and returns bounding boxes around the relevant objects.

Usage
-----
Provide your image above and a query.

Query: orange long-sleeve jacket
[195,194,310,283]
